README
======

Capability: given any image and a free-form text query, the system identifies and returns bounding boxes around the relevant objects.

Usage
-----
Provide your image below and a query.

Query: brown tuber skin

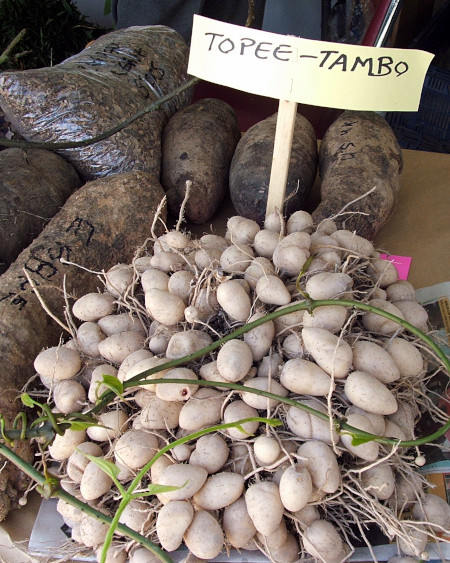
[161,98,241,224]
[0,148,81,274]
[229,112,318,225]
[313,110,403,240]
[0,171,166,520]
[0,26,193,181]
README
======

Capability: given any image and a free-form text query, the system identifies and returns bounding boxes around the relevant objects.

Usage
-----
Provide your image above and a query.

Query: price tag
[188,15,434,217]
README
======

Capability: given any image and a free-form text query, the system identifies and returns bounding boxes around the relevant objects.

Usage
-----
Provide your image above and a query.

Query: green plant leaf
[351,435,374,446]
[101,375,124,397]
[83,453,120,479]
[37,476,60,500]
[66,420,103,432]
[235,423,252,436]
[268,418,283,428]
[146,482,187,496]
[21,393,36,408]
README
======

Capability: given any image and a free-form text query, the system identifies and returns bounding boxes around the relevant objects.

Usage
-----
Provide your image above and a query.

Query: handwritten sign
[188,15,434,112]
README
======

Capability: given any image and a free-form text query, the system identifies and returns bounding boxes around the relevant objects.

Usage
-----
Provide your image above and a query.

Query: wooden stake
[265,99,298,220]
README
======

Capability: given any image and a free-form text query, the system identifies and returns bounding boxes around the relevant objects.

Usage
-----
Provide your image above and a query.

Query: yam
[229,112,318,225]
[0,171,165,519]
[313,110,403,240]
[161,98,241,223]
[0,26,192,180]
[0,148,81,273]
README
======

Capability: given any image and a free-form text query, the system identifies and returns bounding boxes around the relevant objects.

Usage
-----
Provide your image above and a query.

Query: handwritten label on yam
[0,216,95,312]
[188,15,434,111]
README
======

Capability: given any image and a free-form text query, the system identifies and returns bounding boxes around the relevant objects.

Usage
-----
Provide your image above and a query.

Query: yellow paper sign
[188,15,434,111]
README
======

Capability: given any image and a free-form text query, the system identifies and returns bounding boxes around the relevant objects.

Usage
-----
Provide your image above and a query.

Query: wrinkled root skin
[313,110,403,240]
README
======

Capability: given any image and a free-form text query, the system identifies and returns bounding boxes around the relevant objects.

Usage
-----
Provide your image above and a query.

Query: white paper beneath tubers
[30,498,450,562]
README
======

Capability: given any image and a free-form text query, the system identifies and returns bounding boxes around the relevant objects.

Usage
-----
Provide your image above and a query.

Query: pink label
[379,254,412,280]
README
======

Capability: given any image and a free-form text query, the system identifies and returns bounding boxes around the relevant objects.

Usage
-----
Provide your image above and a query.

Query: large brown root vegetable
[312,110,403,240]
[0,148,82,274]
[229,112,318,225]
[0,26,192,181]
[0,170,166,519]
[161,98,241,224]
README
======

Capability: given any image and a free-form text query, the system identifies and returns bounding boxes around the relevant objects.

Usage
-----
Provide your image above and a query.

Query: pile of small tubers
[31,207,450,563]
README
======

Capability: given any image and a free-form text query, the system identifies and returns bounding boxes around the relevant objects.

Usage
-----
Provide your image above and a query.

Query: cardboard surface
[374,148,449,289]
[0,147,449,561]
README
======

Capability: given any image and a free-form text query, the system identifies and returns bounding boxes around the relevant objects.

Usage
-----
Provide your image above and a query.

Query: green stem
[12,412,28,441]
[99,416,280,562]
[1,300,448,448]
[340,417,450,447]
[0,441,173,563]
[3,420,55,442]
[138,298,448,377]
[91,298,449,414]
[326,299,449,369]
[100,498,132,563]
[87,298,449,449]
[116,377,450,448]
[57,490,172,562]
[133,417,281,486]
[41,403,65,435]
[0,77,200,150]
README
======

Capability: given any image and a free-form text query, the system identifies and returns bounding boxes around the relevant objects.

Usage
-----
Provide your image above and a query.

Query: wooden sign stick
[265,99,298,220]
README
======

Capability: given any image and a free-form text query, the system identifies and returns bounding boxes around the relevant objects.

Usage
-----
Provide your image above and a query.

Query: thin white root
[176,179,192,231]
[22,268,72,335]
[150,195,168,239]
[329,185,377,222]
